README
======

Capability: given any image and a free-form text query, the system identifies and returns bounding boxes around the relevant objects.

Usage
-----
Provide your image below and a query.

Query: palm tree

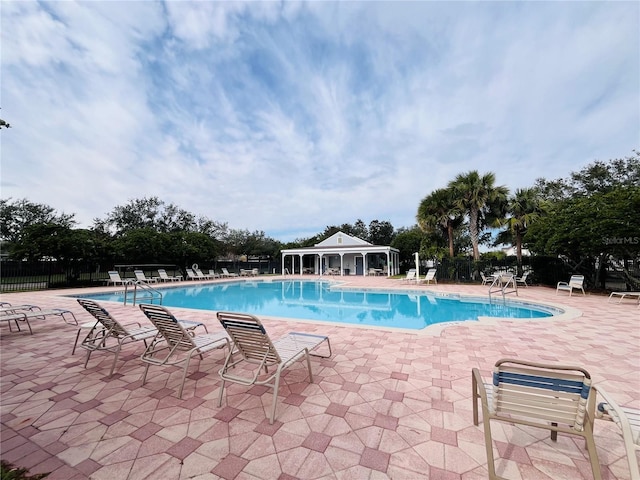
[449,171,509,261]
[417,188,462,258]
[497,188,544,267]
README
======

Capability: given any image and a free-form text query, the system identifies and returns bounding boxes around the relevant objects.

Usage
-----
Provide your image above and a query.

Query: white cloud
[1,1,638,241]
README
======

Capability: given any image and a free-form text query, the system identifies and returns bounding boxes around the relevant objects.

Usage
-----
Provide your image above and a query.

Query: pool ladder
[123,281,163,306]
[488,273,518,301]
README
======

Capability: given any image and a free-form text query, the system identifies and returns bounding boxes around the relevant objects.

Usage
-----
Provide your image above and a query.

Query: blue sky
[2,1,638,242]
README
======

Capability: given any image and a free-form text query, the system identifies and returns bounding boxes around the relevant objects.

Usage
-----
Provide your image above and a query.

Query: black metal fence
[0,260,283,293]
[0,256,635,293]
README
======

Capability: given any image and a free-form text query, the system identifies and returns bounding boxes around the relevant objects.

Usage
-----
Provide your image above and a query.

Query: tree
[352,219,368,240]
[528,152,640,288]
[449,171,509,261]
[494,188,545,269]
[534,151,640,201]
[111,228,167,264]
[221,229,281,260]
[525,186,640,287]
[391,226,425,270]
[95,197,227,237]
[0,198,75,246]
[367,220,395,246]
[417,188,463,258]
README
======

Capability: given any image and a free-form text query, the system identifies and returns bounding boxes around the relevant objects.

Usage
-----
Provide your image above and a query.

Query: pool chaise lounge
[106,270,129,286]
[77,298,158,376]
[221,267,238,277]
[138,303,230,399]
[75,299,210,374]
[217,311,332,424]
[608,291,640,305]
[472,358,602,480]
[0,307,78,334]
[134,269,158,283]
[157,268,182,282]
[0,304,42,313]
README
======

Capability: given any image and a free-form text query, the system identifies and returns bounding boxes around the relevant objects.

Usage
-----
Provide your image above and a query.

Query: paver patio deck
[1,276,638,479]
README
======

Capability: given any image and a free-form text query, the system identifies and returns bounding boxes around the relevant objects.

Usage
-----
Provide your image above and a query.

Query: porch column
[363,253,368,275]
[339,253,344,276]
[318,254,324,276]
[298,254,304,275]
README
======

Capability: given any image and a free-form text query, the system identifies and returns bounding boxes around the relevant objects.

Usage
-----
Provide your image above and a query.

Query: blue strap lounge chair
[472,358,601,480]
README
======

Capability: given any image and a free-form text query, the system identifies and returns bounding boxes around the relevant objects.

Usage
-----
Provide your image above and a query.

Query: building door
[355,256,363,275]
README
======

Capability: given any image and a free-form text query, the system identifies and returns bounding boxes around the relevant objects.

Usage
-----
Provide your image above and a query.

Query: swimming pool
[77,280,556,330]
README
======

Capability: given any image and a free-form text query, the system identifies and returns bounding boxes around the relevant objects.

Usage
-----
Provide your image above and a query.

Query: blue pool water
[77,280,556,330]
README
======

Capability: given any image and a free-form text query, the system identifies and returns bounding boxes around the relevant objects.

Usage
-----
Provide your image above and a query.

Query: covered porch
[280,231,400,277]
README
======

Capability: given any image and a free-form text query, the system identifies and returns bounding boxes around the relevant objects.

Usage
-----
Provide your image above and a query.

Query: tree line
[1,151,638,288]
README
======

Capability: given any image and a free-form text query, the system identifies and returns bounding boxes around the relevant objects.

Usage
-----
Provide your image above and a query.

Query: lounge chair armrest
[122,321,143,328]
[594,385,635,430]
[593,385,640,479]
[472,368,491,425]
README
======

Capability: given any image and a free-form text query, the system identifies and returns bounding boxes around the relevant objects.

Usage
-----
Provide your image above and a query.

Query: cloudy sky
[2,1,638,242]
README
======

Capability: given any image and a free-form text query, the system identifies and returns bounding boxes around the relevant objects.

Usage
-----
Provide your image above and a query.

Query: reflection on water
[77,280,553,330]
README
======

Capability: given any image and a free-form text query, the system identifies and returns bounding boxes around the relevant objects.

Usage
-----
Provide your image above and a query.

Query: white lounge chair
[402,269,416,283]
[134,270,158,283]
[216,311,331,424]
[608,291,640,305]
[423,269,437,285]
[480,272,495,286]
[194,268,214,280]
[139,304,230,398]
[515,271,530,287]
[557,275,585,296]
[221,267,238,277]
[185,268,199,280]
[0,304,41,313]
[107,270,128,286]
[157,269,182,282]
[0,306,78,335]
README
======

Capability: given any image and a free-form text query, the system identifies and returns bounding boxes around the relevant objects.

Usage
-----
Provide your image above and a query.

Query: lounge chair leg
[178,355,194,399]
[483,417,498,479]
[472,374,479,426]
[21,318,33,335]
[72,329,82,355]
[84,350,92,368]
[270,373,282,425]
[583,427,602,480]
[141,363,151,385]
[551,423,558,441]
[217,379,226,407]
[305,350,313,383]
[109,344,122,377]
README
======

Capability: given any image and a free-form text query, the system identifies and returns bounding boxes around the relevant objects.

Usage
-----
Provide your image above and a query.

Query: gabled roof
[315,231,371,247]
